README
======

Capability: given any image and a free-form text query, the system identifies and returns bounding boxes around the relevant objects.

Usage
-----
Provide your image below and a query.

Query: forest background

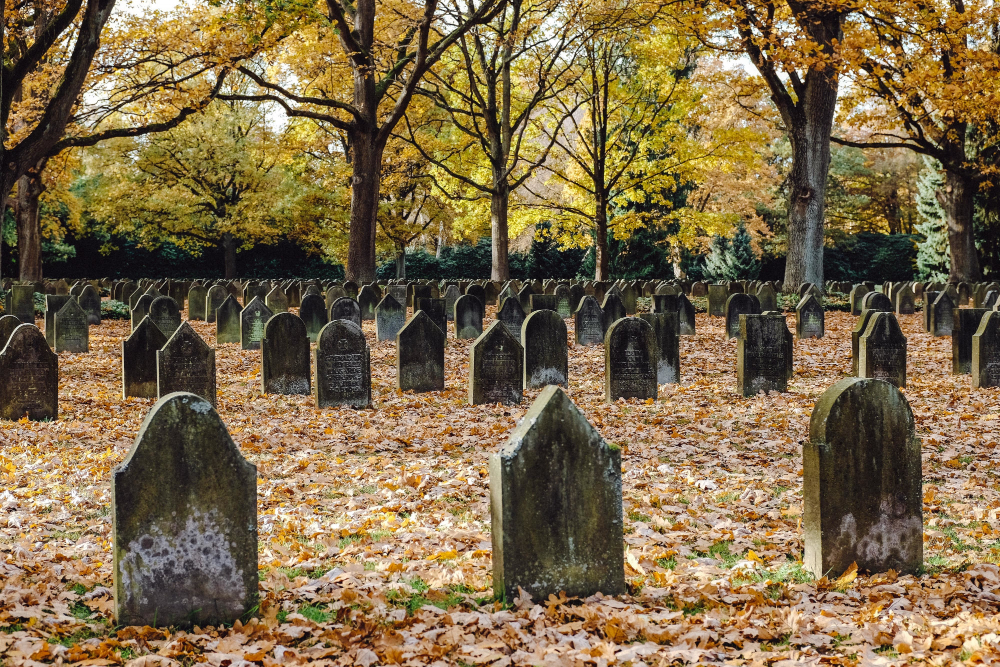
[3,0,999,286]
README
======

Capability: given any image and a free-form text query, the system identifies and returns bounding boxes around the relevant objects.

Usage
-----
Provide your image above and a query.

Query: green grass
[69,602,94,621]
[385,579,475,616]
[922,554,950,575]
[369,530,392,542]
[48,627,100,647]
[339,534,363,549]
[356,485,377,495]
[298,605,331,623]
[69,583,88,596]
[656,556,678,570]
[715,492,739,504]
[732,562,814,587]
[628,512,651,523]
[278,565,331,580]
[943,527,977,552]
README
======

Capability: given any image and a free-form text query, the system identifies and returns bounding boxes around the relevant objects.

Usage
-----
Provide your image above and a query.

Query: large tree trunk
[221,232,237,279]
[15,171,44,282]
[346,133,382,283]
[939,170,981,282]
[395,250,406,279]
[594,191,610,280]
[491,182,510,281]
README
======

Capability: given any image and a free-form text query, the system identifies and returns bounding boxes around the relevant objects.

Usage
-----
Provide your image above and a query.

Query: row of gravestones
[111,373,920,627]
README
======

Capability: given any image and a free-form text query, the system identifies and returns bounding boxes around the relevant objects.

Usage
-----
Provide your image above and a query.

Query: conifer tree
[915,157,950,282]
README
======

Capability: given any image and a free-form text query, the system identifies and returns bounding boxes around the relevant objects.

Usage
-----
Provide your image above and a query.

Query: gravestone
[601,291,626,331]
[205,285,228,323]
[604,317,657,402]
[692,281,708,297]
[343,281,359,298]
[895,284,915,315]
[973,311,1000,388]
[0,315,22,349]
[517,284,534,314]
[216,295,242,345]
[299,293,329,342]
[374,294,405,342]
[443,285,461,321]
[9,285,34,324]
[243,283,267,306]
[849,285,869,315]
[795,294,825,339]
[123,316,168,399]
[53,279,69,295]
[357,285,379,321]
[484,282,500,306]
[922,291,940,332]
[397,311,445,392]
[148,296,182,337]
[240,298,273,351]
[529,294,558,313]
[45,295,71,347]
[315,320,371,408]
[416,297,447,334]
[0,324,58,420]
[522,310,568,389]
[930,291,955,337]
[554,285,573,318]
[157,322,216,405]
[490,386,624,601]
[262,313,310,395]
[620,284,638,315]
[78,285,101,326]
[707,284,728,317]
[804,377,921,577]
[470,321,524,405]
[408,284,430,309]
[574,296,605,346]
[55,298,89,353]
[724,293,761,339]
[454,294,484,339]
[121,281,139,306]
[952,308,988,375]
[985,291,999,309]
[188,285,209,321]
[265,287,289,315]
[330,297,362,328]
[859,312,907,388]
[130,294,155,333]
[861,291,892,313]
[325,286,347,311]
[756,284,777,313]
[498,296,526,338]
[737,313,789,396]
[639,311,680,384]
[113,392,257,627]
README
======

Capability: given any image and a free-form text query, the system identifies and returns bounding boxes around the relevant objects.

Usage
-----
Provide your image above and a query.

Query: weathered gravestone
[299,293,329,342]
[470,321,524,405]
[9,285,34,324]
[325,286,347,312]
[240,298,273,351]
[490,386,624,601]
[574,296,605,346]
[930,291,955,337]
[724,293,761,339]
[55,298,89,353]
[756,284,778,313]
[605,317,657,402]
[707,284,728,317]
[78,285,101,326]
[639,311,680,384]
[620,284,638,315]
[315,320,371,408]
[204,285,228,324]
[517,284,534,314]
[554,285,573,318]
[188,284,208,321]
[0,315,22,349]
[157,322,216,405]
[859,312,907,388]
[851,308,885,376]
[601,291,627,331]
[265,287,289,315]
[0,324,57,420]
[985,291,999,309]
[148,296,182,337]
[952,308,988,374]
[123,316,168,399]
[861,291,892,313]
[803,377,921,577]
[215,295,242,345]
[895,284,915,315]
[974,311,1000,388]
[498,296,526,338]
[44,295,71,347]
[129,286,159,311]
[922,291,940,332]
[357,285,379,321]
[522,310,568,389]
[130,293,154,333]
[416,297,447,334]
[454,294,484,339]
[397,311,445,393]
[262,313,310,395]
[795,294,825,339]
[330,297,361,329]
[374,294,405,342]
[113,392,257,627]
[530,294,559,313]
[737,313,789,396]
[443,285,461,321]
[849,285,869,316]
[691,281,708,297]
[243,283,267,306]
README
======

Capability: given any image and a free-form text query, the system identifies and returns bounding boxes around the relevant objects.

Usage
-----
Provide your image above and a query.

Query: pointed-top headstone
[0,324,57,420]
[158,322,216,405]
[397,310,445,393]
[498,296,526,338]
[265,286,289,315]
[795,294,824,339]
[123,316,168,399]
[55,298,89,353]
[240,297,273,350]
[522,309,569,389]
[375,293,405,342]
[859,312,907,388]
[470,321,524,405]
[216,295,242,344]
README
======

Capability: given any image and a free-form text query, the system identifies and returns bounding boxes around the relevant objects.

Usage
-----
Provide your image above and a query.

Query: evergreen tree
[703,222,761,280]
[915,156,950,281]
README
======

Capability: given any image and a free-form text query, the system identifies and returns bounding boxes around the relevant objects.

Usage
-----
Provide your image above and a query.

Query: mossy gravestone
[490,386,624,601]
[737,313,789,397]
[0,315,22,348]
[416,297,447,335]
[804,377,921,577]
[299,293,329,343]
[517,284,534,314]
[265,287,288,315]
[158,322,216,406]
[357,285,379,321]
[45,295,71,347]
[315,320,371,408]
[454,294,484,340]
[205,285,227,323]
[375,294,405,342]
[861,291,892,313]
[240,297,273,351]
[397,310,445,393]
[601,292,626,332]
[0,324,57,420]
[262,313,310,395]
[930,291,955,337]
[639,311,680,385]
[756,284,778,313]
[850,285,869,315]
[216,295,242,344]
[952,308,988,375]
[724,293,761,339]
[574,296,604,346]
[973,311,1000,388]
[707,284,728,317]
[895,285,915,315]
[149,296,182,337]
[330,297,361,328]
[79,285,101,326]
[470,321,524,405]
[922,291,940,332]
[852,309,884,376]
[123,317,168,399]
[795,294,824,339]
[113,392,257,627]
[55,298,89,353]
[443,285,461,321]
[498,296,526,338]
[10,285,34,324]
[522,310,568,389]
[859,312,907,388]
[188,284,208,321]
[530,294,558,313]
[554,285,573,318]
[605,317,657,402]
[325,286,347,312]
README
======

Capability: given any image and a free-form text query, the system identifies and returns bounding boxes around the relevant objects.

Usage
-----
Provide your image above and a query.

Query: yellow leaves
[625,547,646,576]
[426,549,458,561]
[834,561,858,590]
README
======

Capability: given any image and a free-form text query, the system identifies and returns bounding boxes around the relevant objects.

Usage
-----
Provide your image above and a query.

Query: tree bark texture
[939,170,981,282]
[491,184,510,282]
[346,132,382,283]
[222,232,237,279]
[15,171,44,281]
[594,192,610,281]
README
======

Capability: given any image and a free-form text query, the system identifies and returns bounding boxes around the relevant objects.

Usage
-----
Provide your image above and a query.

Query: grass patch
[298,605,331,623]
[278,565,331,580]
[339,534,363,549]
[715,492,739,504]
[656,556,678,570]
[69,602,95,621]
[386,578,475,616]
[628,512,651,523]
[732,562,814,587]
[356,485,377,495]
[49,627,100,647]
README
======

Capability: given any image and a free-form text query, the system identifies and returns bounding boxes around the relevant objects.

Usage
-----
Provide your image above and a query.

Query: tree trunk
[15,171,44,282]
[222,232,237,279]
[436,218,445,258]
[396,250,406,279]
[594,192,610,280]
[346,134,382,283]
[939,170,981,282]
[491,183,510,281]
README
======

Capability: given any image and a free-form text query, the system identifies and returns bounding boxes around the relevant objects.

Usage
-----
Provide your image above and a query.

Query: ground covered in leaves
[2,305,1000,666]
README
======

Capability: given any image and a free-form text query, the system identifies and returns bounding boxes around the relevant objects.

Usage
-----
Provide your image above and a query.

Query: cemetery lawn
[3,310,1000,665]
